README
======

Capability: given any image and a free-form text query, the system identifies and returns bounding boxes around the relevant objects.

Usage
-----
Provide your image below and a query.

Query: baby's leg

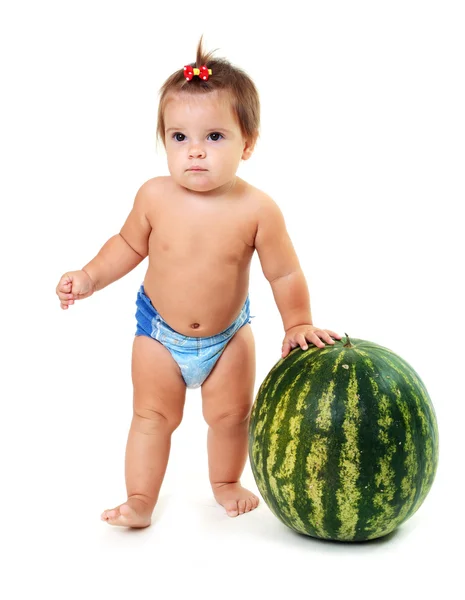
[101,335,186,528]
[201,323,260,517]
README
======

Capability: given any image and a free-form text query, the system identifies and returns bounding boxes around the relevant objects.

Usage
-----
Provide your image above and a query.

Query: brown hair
[156,35,260,152]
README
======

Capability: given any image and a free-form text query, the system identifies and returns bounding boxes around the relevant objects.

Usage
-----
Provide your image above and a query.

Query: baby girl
[56,35,342,528]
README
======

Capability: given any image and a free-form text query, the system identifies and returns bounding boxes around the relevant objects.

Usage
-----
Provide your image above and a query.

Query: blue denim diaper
[135,284,255,389]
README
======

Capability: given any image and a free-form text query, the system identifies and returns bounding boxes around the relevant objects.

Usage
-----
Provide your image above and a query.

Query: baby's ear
[242,134,258,160]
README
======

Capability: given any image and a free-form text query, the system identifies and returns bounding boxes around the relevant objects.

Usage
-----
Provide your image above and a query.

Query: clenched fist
[56,270,95,310]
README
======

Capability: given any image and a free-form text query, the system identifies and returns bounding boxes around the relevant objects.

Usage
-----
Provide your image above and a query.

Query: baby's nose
[189,147,206,158]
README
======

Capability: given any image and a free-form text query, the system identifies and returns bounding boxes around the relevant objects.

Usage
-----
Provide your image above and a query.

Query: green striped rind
[335,364,362,540]
[248,337,439,542]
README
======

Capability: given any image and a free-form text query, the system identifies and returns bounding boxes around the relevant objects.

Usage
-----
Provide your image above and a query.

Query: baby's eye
[172,132,223,142]
[208,132,223,141]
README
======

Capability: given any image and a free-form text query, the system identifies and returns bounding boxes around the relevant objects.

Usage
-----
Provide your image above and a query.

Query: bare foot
[100,496,153,528]
[212,482,260,517]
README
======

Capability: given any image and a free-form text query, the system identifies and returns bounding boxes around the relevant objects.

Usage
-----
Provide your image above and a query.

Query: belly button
[191,323,200,329]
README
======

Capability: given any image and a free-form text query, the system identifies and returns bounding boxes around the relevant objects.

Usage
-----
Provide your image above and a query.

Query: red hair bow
[184,65,212,81]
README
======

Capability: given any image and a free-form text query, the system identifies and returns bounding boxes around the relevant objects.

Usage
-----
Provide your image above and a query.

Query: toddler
[56,35,342,528]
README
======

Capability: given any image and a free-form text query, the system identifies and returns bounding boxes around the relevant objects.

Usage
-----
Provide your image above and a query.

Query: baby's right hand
[56,270,95,310]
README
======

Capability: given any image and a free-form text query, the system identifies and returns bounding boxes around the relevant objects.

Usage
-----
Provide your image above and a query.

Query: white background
[1,0,463,598]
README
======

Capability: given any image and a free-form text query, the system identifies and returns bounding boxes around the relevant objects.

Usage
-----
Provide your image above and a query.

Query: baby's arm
[255,193,342,356]
[82,180,153,291]
[254,194,312,330]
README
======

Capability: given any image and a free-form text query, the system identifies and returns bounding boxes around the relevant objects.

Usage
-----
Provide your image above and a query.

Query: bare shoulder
[137,175,165,199]
[255,188,282,214]
[252,186,290,251]
[134,176,168,224]
[234,179,270,213]
[252,187,298,282]
[118,177,166,259]
[247,185,286,240]
[239,179,281,214]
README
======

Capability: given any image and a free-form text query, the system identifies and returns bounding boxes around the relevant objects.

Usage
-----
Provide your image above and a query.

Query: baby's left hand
[282,324,343,358]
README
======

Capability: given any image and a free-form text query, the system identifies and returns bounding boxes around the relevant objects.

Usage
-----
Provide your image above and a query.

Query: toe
[226,502,239,517]
[107,508,120,521]
[238,500,246,514]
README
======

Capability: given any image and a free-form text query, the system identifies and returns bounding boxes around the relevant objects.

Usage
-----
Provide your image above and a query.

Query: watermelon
[248,334,439,541]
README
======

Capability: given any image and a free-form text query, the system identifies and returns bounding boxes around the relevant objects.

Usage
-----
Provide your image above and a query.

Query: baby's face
[163,90,254,194]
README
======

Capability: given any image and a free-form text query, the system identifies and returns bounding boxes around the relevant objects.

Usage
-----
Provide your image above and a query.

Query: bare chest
[141,179,259,336]
[147,193,257,267]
